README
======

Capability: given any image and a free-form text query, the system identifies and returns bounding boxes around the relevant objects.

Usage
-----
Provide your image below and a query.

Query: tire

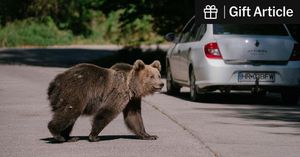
[166,65,180,95]
[189,69,198,101]
[281,91,299,106]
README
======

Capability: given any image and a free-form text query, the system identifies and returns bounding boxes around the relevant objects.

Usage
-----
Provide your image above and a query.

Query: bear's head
[130,60,164,97]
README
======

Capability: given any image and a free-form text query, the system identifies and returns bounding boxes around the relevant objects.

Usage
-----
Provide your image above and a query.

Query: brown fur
[47,60,163,142]
[111,62,162,139]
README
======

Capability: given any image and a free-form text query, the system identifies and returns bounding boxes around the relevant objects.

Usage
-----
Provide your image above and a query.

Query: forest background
[0,0,194,47]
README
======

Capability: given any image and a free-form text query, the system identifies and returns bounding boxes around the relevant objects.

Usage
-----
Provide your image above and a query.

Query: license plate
[238,72,275,82]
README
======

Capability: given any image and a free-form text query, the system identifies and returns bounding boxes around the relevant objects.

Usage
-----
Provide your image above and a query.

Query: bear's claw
[67,137,80,142]
[141,135,158,140]
[53,135,66,142]
[89,136,100,142]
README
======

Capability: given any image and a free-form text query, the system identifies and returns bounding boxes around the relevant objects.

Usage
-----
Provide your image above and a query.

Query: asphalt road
[0,47,300,157]
[0,47,118,67]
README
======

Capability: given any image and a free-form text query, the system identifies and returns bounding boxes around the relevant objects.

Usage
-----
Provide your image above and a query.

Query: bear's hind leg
[89,109,118,142]
[48,110,80,142]
[61,123,79,142]
[48,119,68,142]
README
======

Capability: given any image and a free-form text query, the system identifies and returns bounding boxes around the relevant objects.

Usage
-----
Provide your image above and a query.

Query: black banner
[195,0,300,24]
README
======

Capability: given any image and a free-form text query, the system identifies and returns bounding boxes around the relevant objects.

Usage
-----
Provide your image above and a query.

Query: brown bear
[47,60,163,142]
[110,62,159,140]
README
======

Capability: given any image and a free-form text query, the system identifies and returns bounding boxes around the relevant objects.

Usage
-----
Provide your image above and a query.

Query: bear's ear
[133,60,145,71]
[151,60,161,71]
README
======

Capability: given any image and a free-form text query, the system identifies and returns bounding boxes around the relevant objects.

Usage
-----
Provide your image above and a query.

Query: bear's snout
[159,82,164,88]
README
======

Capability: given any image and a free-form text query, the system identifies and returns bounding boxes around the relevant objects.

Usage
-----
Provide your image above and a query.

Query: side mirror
[165,33,176,42]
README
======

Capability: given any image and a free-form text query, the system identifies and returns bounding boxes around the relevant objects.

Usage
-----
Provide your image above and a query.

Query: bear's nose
[159,83,164,88]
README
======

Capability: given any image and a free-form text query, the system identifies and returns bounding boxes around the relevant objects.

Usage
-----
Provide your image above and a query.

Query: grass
[0,18,73,47]
[0,11,165,47]
[72,10,164,46]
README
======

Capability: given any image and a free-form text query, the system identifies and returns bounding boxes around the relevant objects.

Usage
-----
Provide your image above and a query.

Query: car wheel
[190,69,198,101]
[281,91,299,106]
[166,65,180,95]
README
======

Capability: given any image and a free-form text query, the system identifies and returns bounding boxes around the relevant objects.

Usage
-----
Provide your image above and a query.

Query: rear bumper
[194,60,300,91]
[197,85,300,93]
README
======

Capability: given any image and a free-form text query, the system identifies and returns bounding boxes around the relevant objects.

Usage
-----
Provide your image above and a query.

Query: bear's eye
[150,75,155,79]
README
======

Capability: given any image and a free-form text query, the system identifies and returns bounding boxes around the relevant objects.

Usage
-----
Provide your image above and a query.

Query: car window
[185,24,207,42]
[195,24,206,41]
[180,29,192,43]
[179,17,195,43]
[188,24,199,42]
[213,24,288,36]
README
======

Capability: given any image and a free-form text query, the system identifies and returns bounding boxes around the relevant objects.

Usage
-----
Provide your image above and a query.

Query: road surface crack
[143,99,220,157]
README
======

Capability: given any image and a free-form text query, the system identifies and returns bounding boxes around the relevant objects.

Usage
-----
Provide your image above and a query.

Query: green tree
[100,0,194,35]
[0,0,32,25]
[1,0,195,36]
[28,0,105,36]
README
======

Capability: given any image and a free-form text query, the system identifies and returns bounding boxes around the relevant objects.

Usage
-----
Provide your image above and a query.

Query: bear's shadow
[40,135,140,144]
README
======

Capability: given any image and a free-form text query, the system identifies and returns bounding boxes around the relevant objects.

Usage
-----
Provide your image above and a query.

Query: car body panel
[194,59,300,88]
[214,35,294,61]
[166,22,300,92]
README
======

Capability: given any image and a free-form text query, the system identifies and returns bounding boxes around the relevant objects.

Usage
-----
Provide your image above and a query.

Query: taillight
[290,44,300,61]
[204,42,223,59]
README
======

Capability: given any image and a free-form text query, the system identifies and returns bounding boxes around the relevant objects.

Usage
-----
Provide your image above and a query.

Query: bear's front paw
[89,135,100,142]
[53,135,66,143]
[141,135,158,140]
[67,137,80,142]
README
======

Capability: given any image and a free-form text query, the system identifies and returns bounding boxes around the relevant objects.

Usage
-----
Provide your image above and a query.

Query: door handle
[188,48,192,52]
[178,50,181,54]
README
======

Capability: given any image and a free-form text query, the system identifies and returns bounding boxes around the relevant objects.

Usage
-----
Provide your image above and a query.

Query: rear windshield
[213,24,288,36]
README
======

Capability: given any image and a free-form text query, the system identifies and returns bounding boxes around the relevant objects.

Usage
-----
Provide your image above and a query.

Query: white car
[165,17,300,105]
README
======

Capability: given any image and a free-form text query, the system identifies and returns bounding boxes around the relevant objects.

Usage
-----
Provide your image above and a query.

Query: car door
[174,17,195,82]
[179,24,204,82]
[168,37,181,81]
[187,24,207,83]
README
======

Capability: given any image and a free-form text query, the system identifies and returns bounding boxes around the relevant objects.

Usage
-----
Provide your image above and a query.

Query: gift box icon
[204,5,218,19]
